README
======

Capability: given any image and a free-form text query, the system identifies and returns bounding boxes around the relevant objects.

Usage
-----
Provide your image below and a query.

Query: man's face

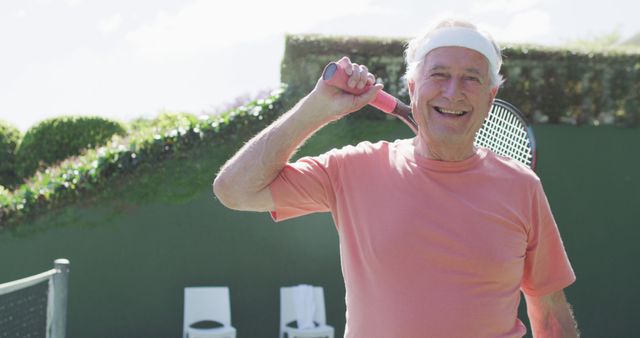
[409,46,497,149]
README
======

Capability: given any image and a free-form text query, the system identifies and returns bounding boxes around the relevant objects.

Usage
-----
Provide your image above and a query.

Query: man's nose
[442,78,464,100]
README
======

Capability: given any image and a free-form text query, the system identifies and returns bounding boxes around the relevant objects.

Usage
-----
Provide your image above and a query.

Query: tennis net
[0,259,70,338]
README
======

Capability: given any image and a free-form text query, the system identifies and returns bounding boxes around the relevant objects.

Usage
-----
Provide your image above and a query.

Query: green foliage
[498,46,640,126]
[128,112,199,134]
[0,120,22,188]
[15,116,127,180]
[0,87,287,228]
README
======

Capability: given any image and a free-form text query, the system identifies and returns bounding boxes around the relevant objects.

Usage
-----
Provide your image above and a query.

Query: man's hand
[525,289,579,338]
[308,56,383,120]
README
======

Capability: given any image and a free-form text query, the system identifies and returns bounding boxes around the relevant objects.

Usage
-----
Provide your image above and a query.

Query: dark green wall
[530,125,640,337]
[0,122,638,338]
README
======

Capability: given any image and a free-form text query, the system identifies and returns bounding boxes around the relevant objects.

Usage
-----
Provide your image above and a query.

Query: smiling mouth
[434,106,468,116]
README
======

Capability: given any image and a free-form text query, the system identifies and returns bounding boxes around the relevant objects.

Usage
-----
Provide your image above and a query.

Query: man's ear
[487,86,499,112]
[408,79,415,101]
[483,86,499,119]
[491,86,499,99]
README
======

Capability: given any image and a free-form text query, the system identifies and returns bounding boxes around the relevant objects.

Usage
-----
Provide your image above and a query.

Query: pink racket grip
[322,62,398,113]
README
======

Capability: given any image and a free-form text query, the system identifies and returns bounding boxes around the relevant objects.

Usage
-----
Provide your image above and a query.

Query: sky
[1,0,638,131]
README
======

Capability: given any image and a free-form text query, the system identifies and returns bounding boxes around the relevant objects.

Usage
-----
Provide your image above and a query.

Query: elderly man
[214,19,578,338]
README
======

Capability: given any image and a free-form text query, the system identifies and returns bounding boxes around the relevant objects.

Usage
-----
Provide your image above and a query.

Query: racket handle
[322,62,398,113]
[321,61,418,134]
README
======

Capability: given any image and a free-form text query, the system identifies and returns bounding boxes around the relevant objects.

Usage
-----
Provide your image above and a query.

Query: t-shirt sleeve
[268,153,337,222]
[521,182,576,296]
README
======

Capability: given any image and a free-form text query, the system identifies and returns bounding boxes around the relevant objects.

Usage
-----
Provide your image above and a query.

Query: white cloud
[64,0,84,6]
[13,10,27,19]
[488,9,552,43]
[99,13,123,34]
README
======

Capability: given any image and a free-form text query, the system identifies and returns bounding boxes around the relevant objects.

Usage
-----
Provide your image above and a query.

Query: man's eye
[464,76,481,83]
[430,73,447,79]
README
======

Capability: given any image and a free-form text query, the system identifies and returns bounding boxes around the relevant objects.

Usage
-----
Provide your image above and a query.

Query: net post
[50,259,70,338]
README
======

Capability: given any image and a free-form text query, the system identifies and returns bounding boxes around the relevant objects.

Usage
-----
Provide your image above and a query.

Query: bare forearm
[526,291,579,338]
[530,309,579,337]
[213,94,335,210]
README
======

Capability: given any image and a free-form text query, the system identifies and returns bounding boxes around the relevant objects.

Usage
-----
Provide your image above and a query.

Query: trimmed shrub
[146,112,198,130]
[15,116,126,180]
[0,120,22,188]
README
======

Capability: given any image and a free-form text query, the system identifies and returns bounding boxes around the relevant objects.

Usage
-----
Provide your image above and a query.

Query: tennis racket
[322,61,537,170]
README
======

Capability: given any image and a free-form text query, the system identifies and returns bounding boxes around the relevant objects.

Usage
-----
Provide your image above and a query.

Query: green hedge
[281,34,640,127]
[15,117,127,181]
[0,120,22,188]
[498,46,640,126]
[0,87,287,228]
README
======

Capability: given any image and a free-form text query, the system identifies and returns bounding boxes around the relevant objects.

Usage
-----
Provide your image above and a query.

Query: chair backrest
[280,285,327,331]
[183,286,232,332]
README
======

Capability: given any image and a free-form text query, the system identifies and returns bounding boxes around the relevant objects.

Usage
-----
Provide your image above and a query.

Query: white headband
[415,26,500,74]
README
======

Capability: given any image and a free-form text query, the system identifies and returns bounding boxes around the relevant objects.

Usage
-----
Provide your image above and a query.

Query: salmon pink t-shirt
[269,139,575,338]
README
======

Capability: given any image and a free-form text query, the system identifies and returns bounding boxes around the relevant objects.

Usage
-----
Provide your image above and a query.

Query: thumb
[354,83,384,108]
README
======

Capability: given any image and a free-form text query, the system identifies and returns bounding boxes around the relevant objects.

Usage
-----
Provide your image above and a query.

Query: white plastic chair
[183,287,237,338]
[280,285,334,338]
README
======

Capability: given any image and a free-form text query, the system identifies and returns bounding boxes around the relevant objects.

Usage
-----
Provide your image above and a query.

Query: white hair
[404,19,504,87]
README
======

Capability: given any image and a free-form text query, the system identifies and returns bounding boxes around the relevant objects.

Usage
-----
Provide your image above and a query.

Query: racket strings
[474,105,533,168]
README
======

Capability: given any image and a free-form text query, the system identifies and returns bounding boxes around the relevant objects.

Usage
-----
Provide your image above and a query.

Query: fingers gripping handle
[322,62,418,134]
[322,62,398,113]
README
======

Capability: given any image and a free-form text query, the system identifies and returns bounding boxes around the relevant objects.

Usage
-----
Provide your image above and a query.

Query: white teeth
[438,107,465,116]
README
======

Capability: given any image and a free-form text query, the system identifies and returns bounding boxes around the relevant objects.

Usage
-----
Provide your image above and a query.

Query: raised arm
[213,57,382,212]
[524,289,580,338]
